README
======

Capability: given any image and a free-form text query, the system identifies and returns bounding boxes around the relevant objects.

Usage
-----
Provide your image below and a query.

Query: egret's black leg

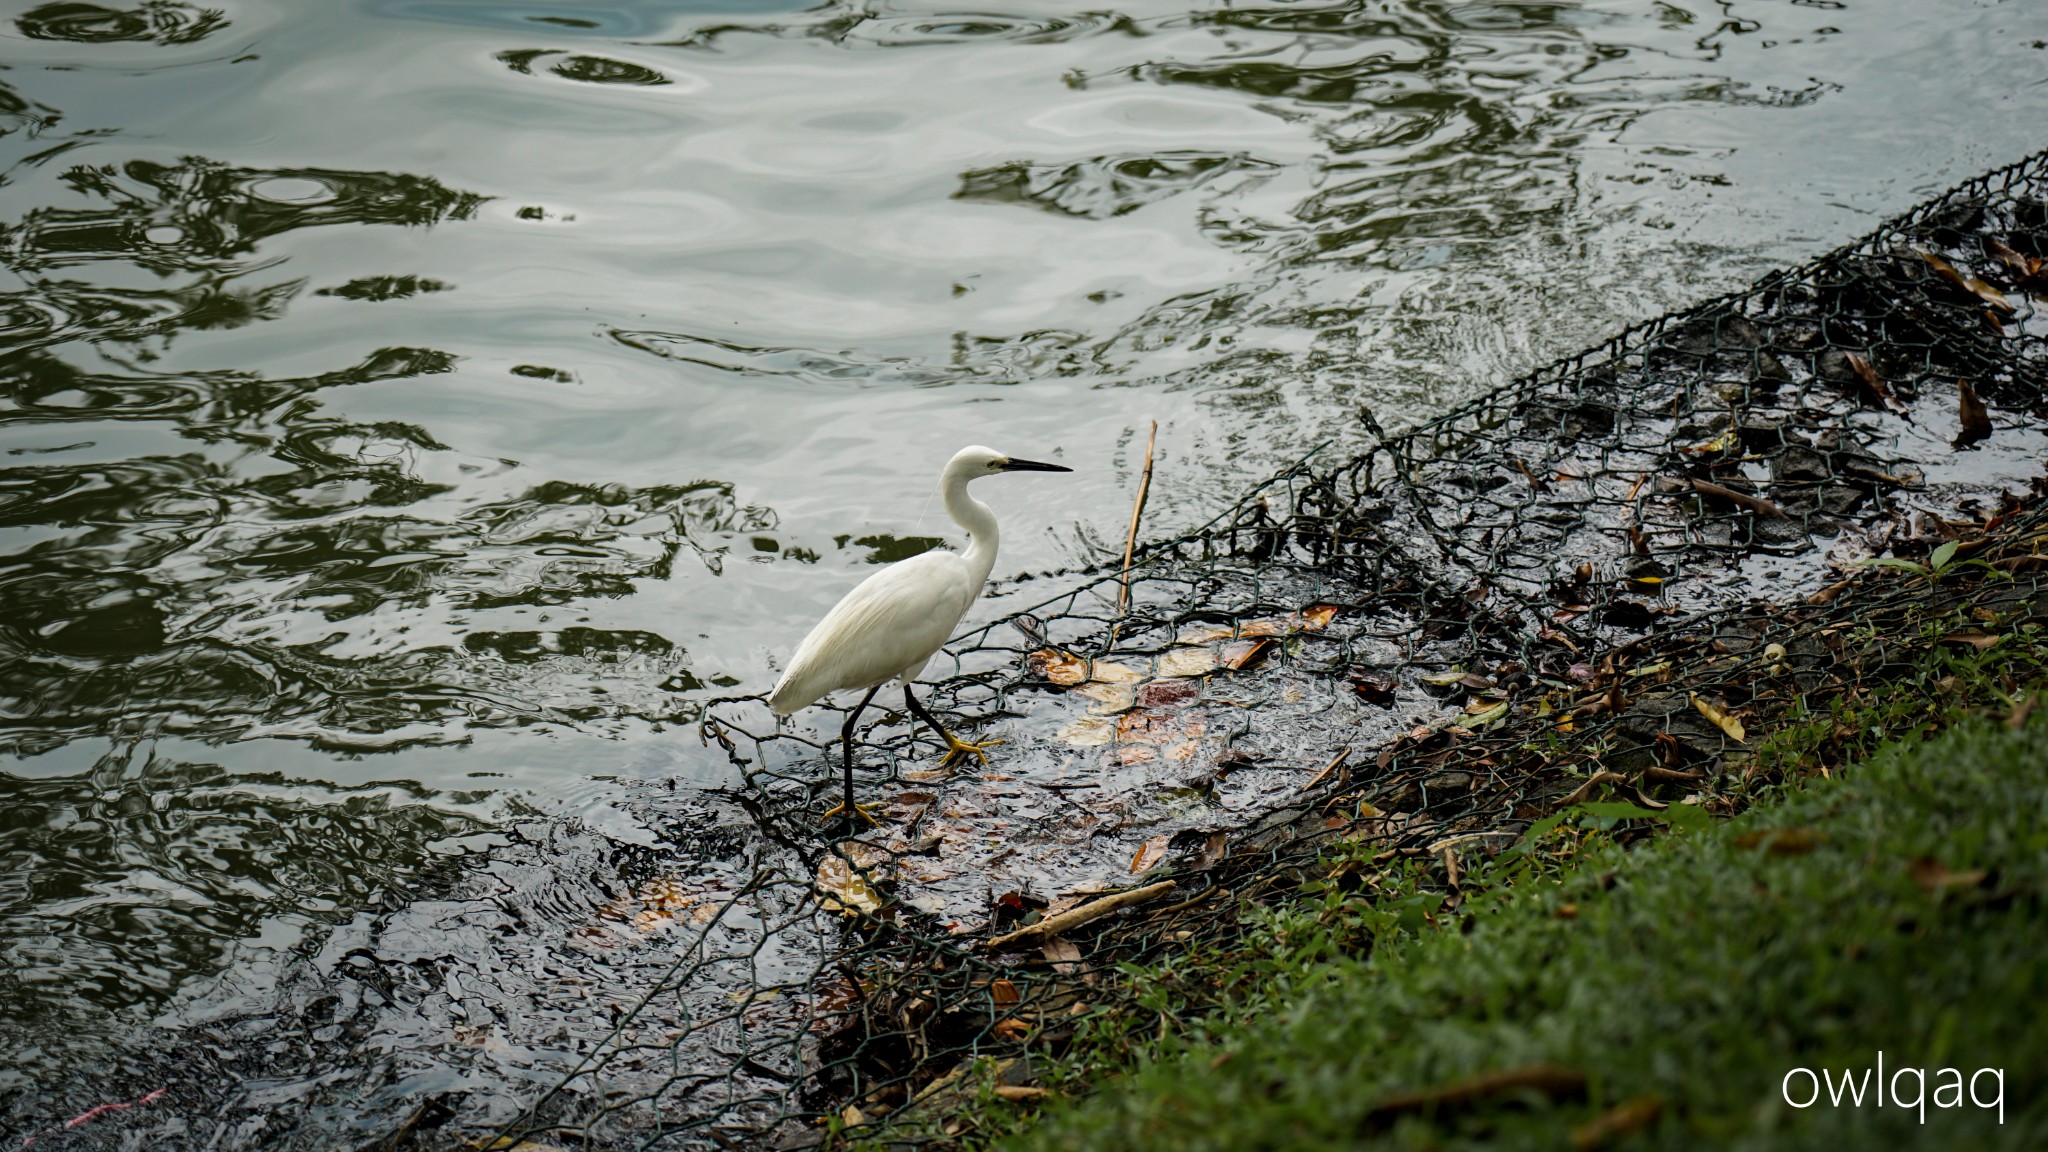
[831,684,884,831]
[904,685,1004,769]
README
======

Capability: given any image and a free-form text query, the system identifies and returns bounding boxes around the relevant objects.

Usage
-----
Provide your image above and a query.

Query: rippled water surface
[3,0,2046,1120]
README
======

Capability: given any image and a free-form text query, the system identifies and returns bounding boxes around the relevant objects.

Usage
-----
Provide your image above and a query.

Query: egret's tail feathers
[767,676,815,717]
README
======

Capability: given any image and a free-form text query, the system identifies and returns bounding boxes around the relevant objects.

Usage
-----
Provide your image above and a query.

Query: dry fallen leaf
[1690,693,1747,743]
[1985,237,2044,281]
[1028,649,1088,686]
[1224,637,1277,671]
[989,977,1021,1005]
[1041,937,1082,974]
[1919,248,2015,313]
[1129,834,1170,874]
[1462,698,1510,728]
[992,1017,1032,1041]
[1843,351,1909,416]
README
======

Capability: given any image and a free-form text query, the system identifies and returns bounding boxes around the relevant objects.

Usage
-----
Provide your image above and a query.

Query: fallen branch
[986,880,1178,950]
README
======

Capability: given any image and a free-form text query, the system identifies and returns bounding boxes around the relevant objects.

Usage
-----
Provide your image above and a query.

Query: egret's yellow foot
[821,800,884,826]
[938,733,1005,769]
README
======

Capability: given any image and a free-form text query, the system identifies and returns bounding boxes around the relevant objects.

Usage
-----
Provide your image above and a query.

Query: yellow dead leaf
[1690,693,1747,743]
[1685,427,1739,454]
[816,855,884,917]
[1299,604,1339,630]
[1028,649,1088,686]
[1057,716,1116,746]
[1075,681,1135,714]
[1176,622,1238,644]
[1031,650,1143,686]
[1157,647,1218,678]
[1462,698,1510,727]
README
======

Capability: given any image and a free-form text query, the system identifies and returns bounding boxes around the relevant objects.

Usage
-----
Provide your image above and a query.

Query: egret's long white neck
[943,456,1000,590]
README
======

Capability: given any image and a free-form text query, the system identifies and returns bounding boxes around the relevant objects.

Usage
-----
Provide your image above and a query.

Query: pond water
[2,0,2045,1120]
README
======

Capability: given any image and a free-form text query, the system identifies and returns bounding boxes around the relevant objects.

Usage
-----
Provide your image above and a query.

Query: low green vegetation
[927,613,2048,1150]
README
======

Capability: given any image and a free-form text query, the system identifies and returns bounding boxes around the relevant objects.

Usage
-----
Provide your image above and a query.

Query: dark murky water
[3,0,2046,1135]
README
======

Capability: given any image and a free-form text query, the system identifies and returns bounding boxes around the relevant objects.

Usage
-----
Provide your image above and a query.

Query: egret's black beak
[999,457,1072,473]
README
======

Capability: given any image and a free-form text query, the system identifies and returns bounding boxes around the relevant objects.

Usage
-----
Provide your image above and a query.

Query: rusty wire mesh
[461,148,2048,1151]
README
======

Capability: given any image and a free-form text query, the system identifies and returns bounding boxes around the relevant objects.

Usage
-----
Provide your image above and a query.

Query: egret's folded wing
[769,552,973,714]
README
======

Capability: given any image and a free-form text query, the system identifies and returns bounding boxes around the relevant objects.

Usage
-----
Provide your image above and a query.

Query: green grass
[953,624,2048,1151]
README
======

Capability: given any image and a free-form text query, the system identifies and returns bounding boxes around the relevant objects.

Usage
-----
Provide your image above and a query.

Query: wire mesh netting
[14,151,2046,1152]
[437,149,2048,1150]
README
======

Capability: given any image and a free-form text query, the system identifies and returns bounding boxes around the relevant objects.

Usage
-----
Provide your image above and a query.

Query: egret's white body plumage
[767,445,1070,823]
[769,550,980,714]
[770,445,1016,715]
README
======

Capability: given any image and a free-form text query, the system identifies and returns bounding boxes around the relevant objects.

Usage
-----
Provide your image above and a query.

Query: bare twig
[1118,420,1158,613]
[1299,747,1350,792]
[985,880,1177,950]
[1686,477,1786,519]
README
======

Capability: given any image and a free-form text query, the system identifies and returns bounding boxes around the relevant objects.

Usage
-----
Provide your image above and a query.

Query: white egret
[770,445,1071,825]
